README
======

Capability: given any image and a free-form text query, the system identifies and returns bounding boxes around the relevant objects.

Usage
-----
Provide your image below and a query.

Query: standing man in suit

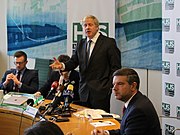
[50,15,121,112]
[91,68,162,135]
[0,51,39,94]
[34,55,80,101]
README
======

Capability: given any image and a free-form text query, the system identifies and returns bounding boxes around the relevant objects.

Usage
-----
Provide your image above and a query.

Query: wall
[0,0,7,79]
[0,0,162,120]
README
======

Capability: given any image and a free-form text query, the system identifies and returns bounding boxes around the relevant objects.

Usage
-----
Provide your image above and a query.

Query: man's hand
[11,74,20,85]
[49,57,63,69]
[91,129,109,135]
[34,92,41,98]
[4,73,14,85]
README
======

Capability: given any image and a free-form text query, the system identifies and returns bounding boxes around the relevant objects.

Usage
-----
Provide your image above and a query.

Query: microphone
[46,81,59,98]
[62,84,74,112]
[42,84,64,116]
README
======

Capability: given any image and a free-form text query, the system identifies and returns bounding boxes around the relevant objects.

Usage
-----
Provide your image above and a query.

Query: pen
[98,121,112,124]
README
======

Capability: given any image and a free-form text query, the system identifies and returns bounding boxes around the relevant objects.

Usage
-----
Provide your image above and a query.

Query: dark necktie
[122,105,126,115]
[87,40,92,60]
[15,71,21,91]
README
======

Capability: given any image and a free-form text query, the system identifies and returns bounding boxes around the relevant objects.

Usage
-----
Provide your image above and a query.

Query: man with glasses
[0,51,39,94]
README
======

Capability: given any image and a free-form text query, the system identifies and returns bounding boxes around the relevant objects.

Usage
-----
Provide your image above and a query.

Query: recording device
[62,84,74,113]
[46,81,59,98]
[49,116,69,122]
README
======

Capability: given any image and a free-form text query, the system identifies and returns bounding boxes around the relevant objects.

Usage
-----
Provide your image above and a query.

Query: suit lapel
[21,69,28,82]
[120,92,141,134]
[84,40,89,68]
[88,35,103,65]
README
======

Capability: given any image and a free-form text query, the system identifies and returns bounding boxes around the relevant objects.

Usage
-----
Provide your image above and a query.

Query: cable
[172,128,180,134]
[19,107,26,135]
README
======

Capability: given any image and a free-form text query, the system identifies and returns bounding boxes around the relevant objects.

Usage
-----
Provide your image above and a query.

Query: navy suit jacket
[39,70,80,100]
[109,91,162,135]
[0,68,39,94]
[64,33,121,112]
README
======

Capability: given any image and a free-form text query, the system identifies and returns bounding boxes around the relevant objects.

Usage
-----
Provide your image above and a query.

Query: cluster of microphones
[39,81,76,118]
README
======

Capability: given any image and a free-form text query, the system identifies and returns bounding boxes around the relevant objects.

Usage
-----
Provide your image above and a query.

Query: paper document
[73,109,120,119]
[90,121,116,127]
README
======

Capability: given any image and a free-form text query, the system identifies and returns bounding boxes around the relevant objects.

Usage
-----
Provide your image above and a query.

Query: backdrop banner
[162,0,180,134]
[67,0,115,56]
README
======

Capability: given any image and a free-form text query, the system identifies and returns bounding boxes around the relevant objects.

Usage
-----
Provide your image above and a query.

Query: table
[0,99,120,135]
[0,105,34,135]
[37,100,120,135]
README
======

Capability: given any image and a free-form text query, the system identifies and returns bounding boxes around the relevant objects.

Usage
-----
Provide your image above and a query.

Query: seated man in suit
[91,68,162,135]
[0,51,39,94]
[34,55,80,102]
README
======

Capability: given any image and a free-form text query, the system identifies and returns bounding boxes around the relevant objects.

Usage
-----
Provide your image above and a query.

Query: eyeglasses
[14,61,26,65]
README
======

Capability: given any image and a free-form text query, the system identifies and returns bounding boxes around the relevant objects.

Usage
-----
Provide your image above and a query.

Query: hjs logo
[176,63,180,76]
[165,124,175,135]
[165,0,175,10]
[72,22,109,42]
[162,18,170,32]
[165,40,174,54]
[177,106,180,119]
[72,22,109,53]
[176,18,180,32]
[162,102,170,116]
[165,82,175,97]
[162,61,170,74]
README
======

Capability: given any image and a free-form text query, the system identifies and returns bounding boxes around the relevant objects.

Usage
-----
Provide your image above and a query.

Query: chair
[34,58,53,89]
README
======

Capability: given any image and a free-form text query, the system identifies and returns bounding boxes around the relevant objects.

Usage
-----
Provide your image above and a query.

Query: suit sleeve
[122,108,148,135]
[0,72,7,89]
[109,129,121,135]
[108,38,121,75]
[38,71,59,98]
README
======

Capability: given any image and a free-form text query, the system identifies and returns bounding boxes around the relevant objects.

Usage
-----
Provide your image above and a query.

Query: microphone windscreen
[51,81,59,88]
[27,99,34,106]
[67,84,74,91]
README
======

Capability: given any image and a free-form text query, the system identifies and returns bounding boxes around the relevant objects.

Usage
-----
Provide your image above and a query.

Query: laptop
[3,95,28,106]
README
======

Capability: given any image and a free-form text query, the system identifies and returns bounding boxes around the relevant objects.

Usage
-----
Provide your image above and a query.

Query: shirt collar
[16,68,26,75]
[87,32,100,44]
[124,92,137,108]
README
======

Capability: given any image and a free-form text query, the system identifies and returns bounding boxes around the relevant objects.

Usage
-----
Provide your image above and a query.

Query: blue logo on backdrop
[162,18,170,32]
[165,0,175,10]
[162,61,170,74]
[162,102,171,116]
[165,40,174,54]
[176,18,180,32]
[176,63,180,76]
[165,124,175,135]
[165,82,175,97]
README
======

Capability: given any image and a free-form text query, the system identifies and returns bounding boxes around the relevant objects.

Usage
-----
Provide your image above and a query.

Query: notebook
[3,95,28,106]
